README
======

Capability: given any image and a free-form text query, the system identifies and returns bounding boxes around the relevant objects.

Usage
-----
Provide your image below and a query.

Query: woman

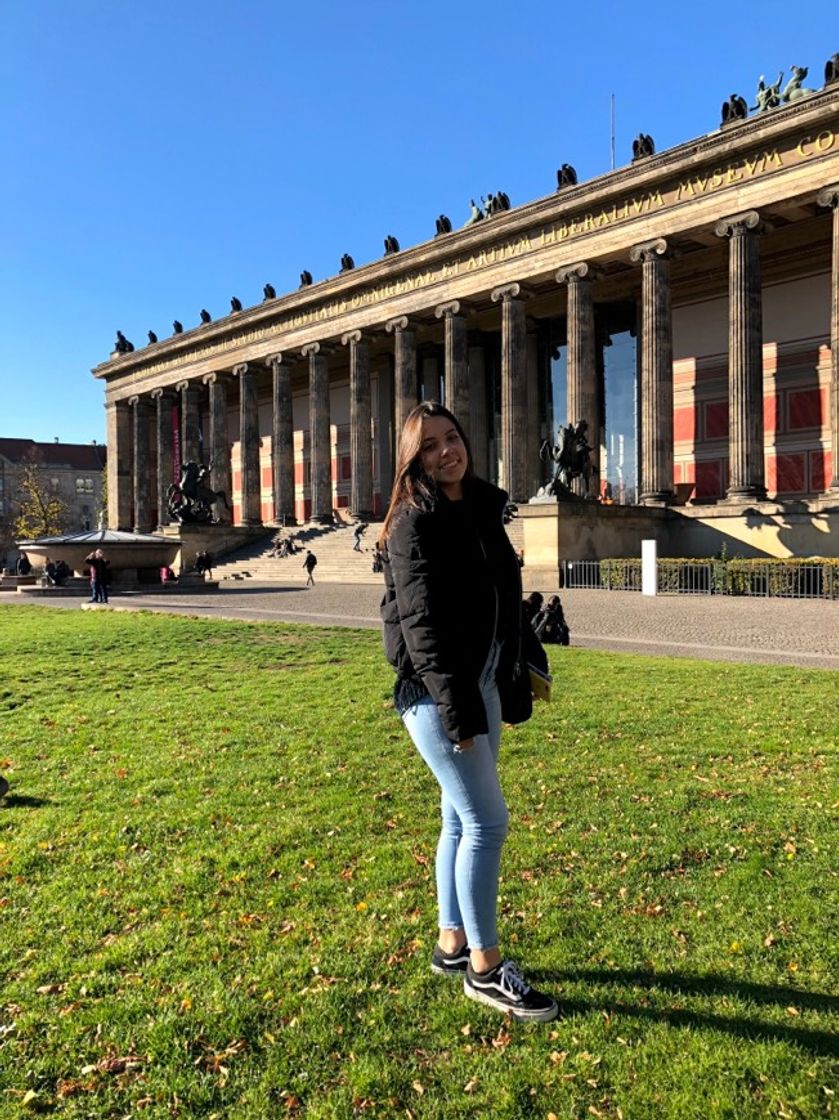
[379,402,557,1022]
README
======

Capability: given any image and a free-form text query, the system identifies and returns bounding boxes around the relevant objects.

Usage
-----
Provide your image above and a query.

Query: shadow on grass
[529,969,839,1057]
[0,793,51,808]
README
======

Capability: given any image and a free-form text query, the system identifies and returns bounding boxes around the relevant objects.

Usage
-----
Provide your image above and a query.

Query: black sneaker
[430,943,470,976]
[464,960,558,1021]
[0,776,8,798]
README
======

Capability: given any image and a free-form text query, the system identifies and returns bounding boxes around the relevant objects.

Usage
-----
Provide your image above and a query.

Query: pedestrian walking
[303,550,317,586]
[378,401,557,1022]
[352,522,368,552]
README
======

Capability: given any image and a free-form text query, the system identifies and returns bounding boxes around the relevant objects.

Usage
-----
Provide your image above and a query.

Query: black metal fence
[558,559,839,599]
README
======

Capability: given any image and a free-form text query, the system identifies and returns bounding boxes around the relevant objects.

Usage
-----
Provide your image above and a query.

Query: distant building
[0,439,107,566]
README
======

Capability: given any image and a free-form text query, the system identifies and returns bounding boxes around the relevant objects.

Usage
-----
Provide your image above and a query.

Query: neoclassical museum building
[94,73,839,561]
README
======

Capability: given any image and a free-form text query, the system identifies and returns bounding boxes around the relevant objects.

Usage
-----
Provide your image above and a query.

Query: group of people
[523,591,571,646]
[43,558,72,587]
[270,533,302,558]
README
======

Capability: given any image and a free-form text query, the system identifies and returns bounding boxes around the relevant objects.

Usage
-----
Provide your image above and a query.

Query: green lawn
[0,604,837,1119]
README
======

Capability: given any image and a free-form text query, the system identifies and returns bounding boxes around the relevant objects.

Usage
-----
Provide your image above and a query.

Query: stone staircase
[213,523,384,585]
[213,513,526,586]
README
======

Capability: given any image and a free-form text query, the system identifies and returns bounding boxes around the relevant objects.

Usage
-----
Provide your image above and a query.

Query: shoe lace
[498,960,531,999]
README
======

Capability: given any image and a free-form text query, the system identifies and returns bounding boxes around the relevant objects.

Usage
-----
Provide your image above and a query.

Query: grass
[0,603,837,1119]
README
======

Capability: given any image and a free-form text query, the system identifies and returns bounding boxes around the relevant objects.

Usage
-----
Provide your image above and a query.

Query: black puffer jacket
[381,476,530,742]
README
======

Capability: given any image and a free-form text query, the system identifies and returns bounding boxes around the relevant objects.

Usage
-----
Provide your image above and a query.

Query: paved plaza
[6,583,839,670]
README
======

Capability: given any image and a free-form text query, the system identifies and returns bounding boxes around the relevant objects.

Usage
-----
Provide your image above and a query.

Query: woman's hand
[456,738,475,751]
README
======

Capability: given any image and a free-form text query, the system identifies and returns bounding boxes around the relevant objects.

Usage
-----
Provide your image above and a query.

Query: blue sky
[1,1,835,444]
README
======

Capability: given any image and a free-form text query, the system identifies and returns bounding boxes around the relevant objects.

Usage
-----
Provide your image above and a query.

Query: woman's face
[419,415,467,497]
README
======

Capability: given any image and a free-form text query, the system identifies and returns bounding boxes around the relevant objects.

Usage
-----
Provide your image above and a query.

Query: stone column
[435,300,469,426]
[266,354,296,525]
[386,316,417,441]
[106,399,132,530]
[128,395,153,533]
[203,372,233,523]
[468,335,489,479]
[715,211,766,501]
[151,388,175,527]
[818,185,839,492]
[491,282,529,501]
[302,342,333,523]
[376,354,395,499]
[233,363,262,525]
[556,262,600,496]
[342,330,374,519]
[177,380,202,465]
[525,319,542,496]
[630,237,675,504]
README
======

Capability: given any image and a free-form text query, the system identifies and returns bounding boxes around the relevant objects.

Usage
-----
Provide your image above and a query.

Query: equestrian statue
[167,461,230,524]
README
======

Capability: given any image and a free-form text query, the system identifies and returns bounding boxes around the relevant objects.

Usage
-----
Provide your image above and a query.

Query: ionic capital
[301,342,321,359]
[434,299,464,319]
[265,352,292,370]
[817,185,839,209]
[202,370,231,386]
[341,329,364,346]
[150,387,175,401]
[715,210,762,239]
[629,237,671,264]
[175,379,193,393]
[385,315,410,334]
[128,394,141,407]
[232,363,252,378]
[555,262,598,285]
[490,282,530,304]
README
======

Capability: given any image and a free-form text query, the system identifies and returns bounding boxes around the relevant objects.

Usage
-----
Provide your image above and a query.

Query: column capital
[434,299,466,319]
[301,341,328,359]
[127,394,141,406]
[341,329,366,346]
[202,370,232,386]
[150,386,175,400]
[715,210,761,238]
[490,282,531,304]
[232,362,252,377]
[629,237,672,264]
[817,185,839,209]
[555,262,599,285]
[385,315,411,334]
[175,379,196,392]
[265,352,295,370]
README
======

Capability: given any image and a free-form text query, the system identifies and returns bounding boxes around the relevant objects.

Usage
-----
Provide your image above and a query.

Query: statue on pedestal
[114,331,134,354]
[464,199,484,226]
[754,72,783,111]
[782,64,814,102]
[556,163,578,189]
[435,214,452,235]
[167,461,230,524]
[721,93,748,125]
[541,419,594,499]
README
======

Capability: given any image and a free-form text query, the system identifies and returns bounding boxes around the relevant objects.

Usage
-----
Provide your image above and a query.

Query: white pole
[642,539,657,596]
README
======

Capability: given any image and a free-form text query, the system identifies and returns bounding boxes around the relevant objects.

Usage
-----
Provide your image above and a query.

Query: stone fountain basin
[17,529,179,577]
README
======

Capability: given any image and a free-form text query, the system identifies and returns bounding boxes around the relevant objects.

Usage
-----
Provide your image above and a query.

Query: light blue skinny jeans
[401,646,507,950]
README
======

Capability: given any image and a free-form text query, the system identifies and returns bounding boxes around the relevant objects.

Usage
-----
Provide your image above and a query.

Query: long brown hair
[379,401,474,544]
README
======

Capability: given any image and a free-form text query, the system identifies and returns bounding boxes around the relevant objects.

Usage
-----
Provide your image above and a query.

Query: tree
[12,455,70,540]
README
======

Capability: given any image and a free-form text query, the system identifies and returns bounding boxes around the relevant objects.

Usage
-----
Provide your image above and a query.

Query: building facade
[0,439,107,566]
[94,81,839,557]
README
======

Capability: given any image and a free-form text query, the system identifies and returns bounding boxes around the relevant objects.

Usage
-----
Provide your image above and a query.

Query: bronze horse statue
[167,461,230,524]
